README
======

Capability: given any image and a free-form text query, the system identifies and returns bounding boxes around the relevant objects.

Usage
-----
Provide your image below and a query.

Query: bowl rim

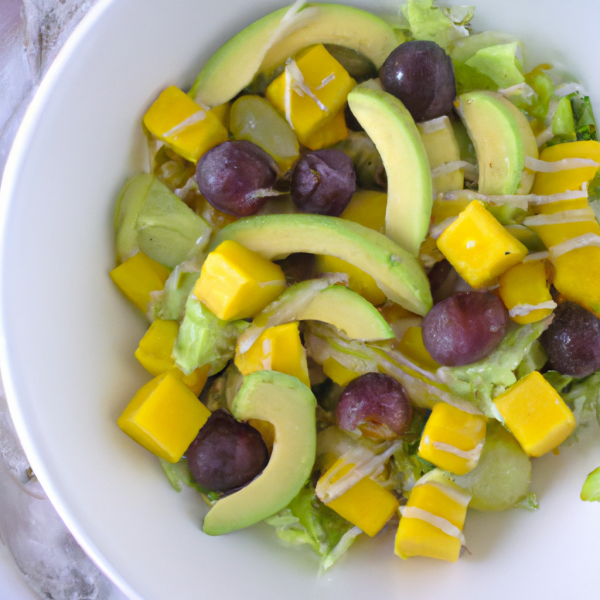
[0,0,142,596]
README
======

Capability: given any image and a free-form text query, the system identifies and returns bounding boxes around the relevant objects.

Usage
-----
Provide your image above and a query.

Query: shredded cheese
[285,58,329,112]
[523,208,596,226]
[399,506,463,539]
[431,440,485,463]
[554,83,586,98]
[549,233,600,261]
[508,301,557,318]
[162,110,206,138]
[523,251,550,263]
[419,116,449,135]
[412,478,472,507]
[315,73,335,90]
[430,161,472,179]
[430,217,457,240]
[525,156,600,173]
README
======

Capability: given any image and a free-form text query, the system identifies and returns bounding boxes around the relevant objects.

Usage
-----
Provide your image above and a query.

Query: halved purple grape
[195,140,278,216]
[336,373,412,439]
[379,41,456,122]
[291,149,356,216]
[427,259,458,304]
[422,291,508,366]
[540,301,600,377]
[186,409,268,493]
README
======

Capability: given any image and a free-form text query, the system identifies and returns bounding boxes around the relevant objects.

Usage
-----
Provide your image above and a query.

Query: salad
[109,0,600,570]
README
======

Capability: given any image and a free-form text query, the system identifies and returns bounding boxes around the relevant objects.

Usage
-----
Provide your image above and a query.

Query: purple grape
[291,149,356,216]
[186,409,268,493]
[336,373,412,439]
[427,259,458,304]
[195,140,278,216]
[276,253,317,285]
[422,291,508,366]
[540,302,600,377]
[379,41,456,122]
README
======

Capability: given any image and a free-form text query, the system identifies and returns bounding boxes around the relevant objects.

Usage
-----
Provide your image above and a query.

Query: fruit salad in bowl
[109,0,600,570]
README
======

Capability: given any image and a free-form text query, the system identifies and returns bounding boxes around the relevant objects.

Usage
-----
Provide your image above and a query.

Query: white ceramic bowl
[2,0,600,598]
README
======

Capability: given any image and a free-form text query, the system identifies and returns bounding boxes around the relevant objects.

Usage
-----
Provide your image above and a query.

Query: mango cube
[110,252,170,313]
[395,475,470,562]
[340,190,387,233]
[532,140,600,214]
[303,108,348,151]
[195,240,286,320]
[235,322,310,387]
[143,85,228,163]
[316,255,386,306]
[431,197,471,226]
[418,403,486,475]
[118,373,211,462]
[553,246,600,317]
[135,319,209,395]
[323,356,360,387]
[437,200,528,288]
[528,215,600,249]
[493,371,576,457]
[320,460,399,537]
[265,44,356,145]
[398,327,440,373]
[209,102,231,130]
[498,259,554,324]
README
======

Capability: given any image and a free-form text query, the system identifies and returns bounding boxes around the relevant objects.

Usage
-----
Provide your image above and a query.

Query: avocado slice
[189,4,397,108]
[210,214,433,316]
[348,88,433,257]
[115,174,210,268]
[203,370,317,536]
[456,91,525,195]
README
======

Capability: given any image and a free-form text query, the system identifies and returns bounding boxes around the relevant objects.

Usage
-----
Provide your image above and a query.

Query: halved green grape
[452,421,531,511]
[230,95,299,173]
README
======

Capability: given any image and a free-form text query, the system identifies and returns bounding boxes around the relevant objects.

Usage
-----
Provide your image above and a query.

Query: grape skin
[422,291,508,366]
[195,140,278,216]
[540,301,600,378]
[336,373,412,439]
[186,409,269,493]
[379,41,456,123]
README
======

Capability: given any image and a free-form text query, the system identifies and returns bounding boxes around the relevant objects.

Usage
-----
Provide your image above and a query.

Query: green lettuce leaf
[400,0,473,49]
[265,484,361,572]
[571,94,599,142]
[516,340,547,379]
[514,492,539,511]
[543,370,573,393]
[525,67,554,122]
[173,294,249,376]
[438,319,550,417]
[453,59,498,95]
[158,458,220,502]
[561,371,600,445]
[149,265,200,321]
[464,42,525,89]
[581,467,600,502]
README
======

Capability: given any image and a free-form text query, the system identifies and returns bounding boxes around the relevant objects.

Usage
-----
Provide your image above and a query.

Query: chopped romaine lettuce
[465,42,524,89]
[149,265,200,321]
[561,371,600,445]
[551,96,576,139]
[173,294,249,376]
[265,484,361,572]
[514,492,539,511]
[581,467,600,502]
[159,458,219,502]
[516,340,547,379]
[543,370,573,393]
[438,319,550,417]
[571,94,599,142]
[400,0,473,49]
[449,30,518,63]
[453,59,498,95]
[524,66,554,122]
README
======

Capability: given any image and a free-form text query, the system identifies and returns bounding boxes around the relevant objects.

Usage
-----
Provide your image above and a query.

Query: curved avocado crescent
[210,214,433,316]
[189,4,398,108]
[203,370,317,536]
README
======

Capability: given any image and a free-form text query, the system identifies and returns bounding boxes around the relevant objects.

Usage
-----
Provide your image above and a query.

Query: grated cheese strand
[162,110,206,138]
[554,83,586,98]
[508,301,557,318]
[431,440,484,462]
[429,217,457,240]
[286,58,329,113]
[523,251,550,263]
[549,233,600,261]
[525,156,600,173]
[430,161,472,179]
[399,507,463,539]
[523,208,596,226]
[419,116,448,135]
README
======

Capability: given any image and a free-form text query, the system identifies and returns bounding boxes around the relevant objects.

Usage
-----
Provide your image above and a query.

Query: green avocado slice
[203,370,317,536]
[210,214,433,316]
[456,91,526,195]
[189,4,397,108]
[348,87,433,257]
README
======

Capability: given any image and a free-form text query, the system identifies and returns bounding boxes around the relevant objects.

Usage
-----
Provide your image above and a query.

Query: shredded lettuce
[524,66,554,122]
[516,340,547,379]
[561,371,600,445]
[449,31,518,63]
[543,370,573,393]
[173,294,249,376]
[514,492,539,511]
[571,94,599,142]
[464,42,524,89]
[453,60,498,95]
[581,467,600,502]
[265,484,361,572]
[149,265,200,321]
[438,319,550,417]
[400,0,473,49]
[158,458,220,502]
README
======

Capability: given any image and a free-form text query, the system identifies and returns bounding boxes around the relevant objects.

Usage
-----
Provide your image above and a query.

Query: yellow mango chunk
[398,327,440,373]
[437,200,528,288]
[498,259,554,324]
[303,108,348,151]
[340,190,387,233]
[321,461,399,537]
[395,476,469,562]
[316,255,386,306]
[143,86,229,163]
[110,252,170,313]
[323,356,360,387]
[418,403,487,475]
[118,373,211,462]
[528,217,600,249]
[209,102,231,130]
[235,322,310,388]
[265,44,356,145]
[532,140,600,214]
[553,246,600,317]
[135,319,209,395]
[431,197,471,226]
[494,371,576,457]
[248,419,275,454]
[195,240,286,321]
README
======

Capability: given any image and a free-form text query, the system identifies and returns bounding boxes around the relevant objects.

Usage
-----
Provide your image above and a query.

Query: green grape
[230,95,299,172]
[452,421,531,511]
